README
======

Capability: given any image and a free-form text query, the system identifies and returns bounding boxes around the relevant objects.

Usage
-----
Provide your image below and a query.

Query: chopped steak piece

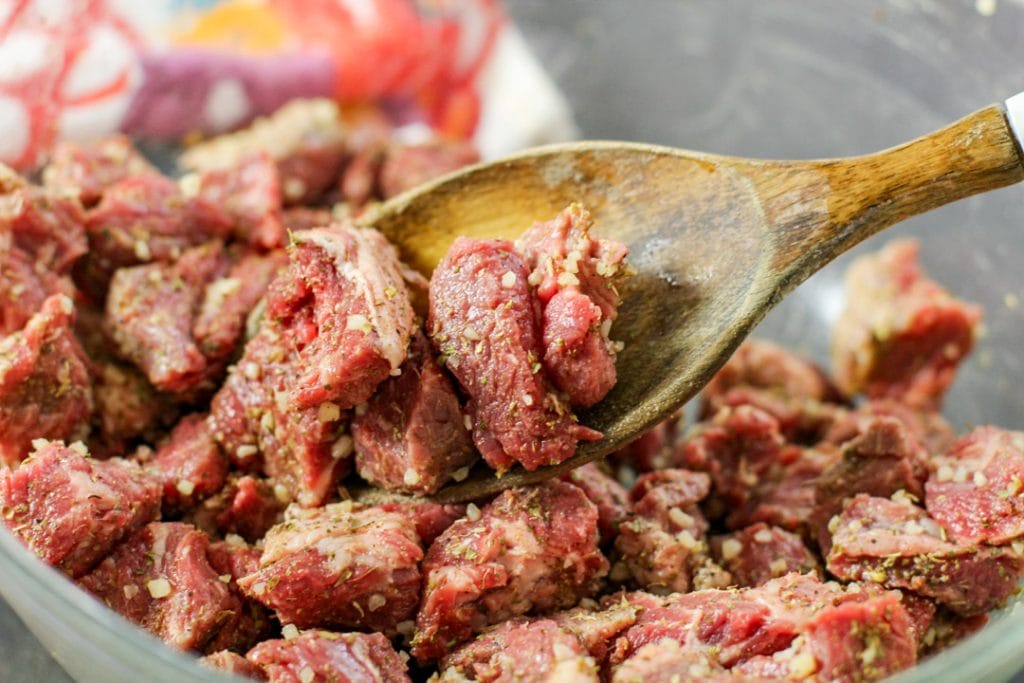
[282,207,334,232]
[353,332,475,495]
[90,358,176,451]
[0,440,160,577]
[0,246,72,336]
[517,204,629,408]
[710,523,820,588]
[79,522,240,651]
[105,240,228,393]
[0,295,93,465]
[562,462,632,544]
[246,630,411,683]
[439,619,599,683]
[272,226,416,410]
[378,141,480,199]
[703,386,844,446]
[198,153,286,249]
[925,426,1024,545]
[611,640,733,683]
[143,414,228,516]
[551,602,640,663]
[238,502,422,633]
[611,412,683,472]
[826,494,1024,616]
[188,475,285,543]
[369,498,467,547]
[205,539,273,654]
[413,481,608,662]
[200,651,267,680]
[919,611,989,657]
[0,167,88,274]
[42,136,159,207]
[428,237,600,472]
[193,249,287,362]
[810,416,928,551]
[207,538,263,583]
[822,398,955,455]
[831,239,981,410]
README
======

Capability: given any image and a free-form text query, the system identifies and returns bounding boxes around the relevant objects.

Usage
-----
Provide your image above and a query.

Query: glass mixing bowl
[3,1,1024,681]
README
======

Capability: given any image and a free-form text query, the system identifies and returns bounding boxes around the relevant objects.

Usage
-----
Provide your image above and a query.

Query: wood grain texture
[362,104,1024,503]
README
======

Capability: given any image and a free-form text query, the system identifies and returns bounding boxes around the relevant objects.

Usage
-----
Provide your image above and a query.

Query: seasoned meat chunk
[238,503,422,633]
[143,414,228,516]
[562,462,632,544]
[611,640,732,683]
[246,630,411,683]
[90,358,176,451]
[822,398,955,455]
[517,204,629,408]
[43,135,159,207]
[205,539,273,654]
[378,141,480,199]
[0,440,160,577]
[197,152,286,249]
[551,602,640,664]
[439,619,599,683]
[710,523,820,588]
[828,495,1024,616]
[428,237,600,472]
[0,294,93,464]
[925,426,1024,545]
[200,650,267,680]
[831,239,981,409]
[0,166,88,274]
[368,498,467,546]
[188,474,285,543]
[353,332,475,495]
[0,246,69,336]
[79,522,241,651]
[413,481,608,662]
[611,412,682,472]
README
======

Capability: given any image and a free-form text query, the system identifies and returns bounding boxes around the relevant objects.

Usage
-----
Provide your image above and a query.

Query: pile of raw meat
[0,98,1018,683]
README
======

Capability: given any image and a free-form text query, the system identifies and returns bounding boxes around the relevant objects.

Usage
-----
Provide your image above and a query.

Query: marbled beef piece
[142,414,228,516]
[90,358,177,454]
[702,385,845,447]
[84,173,233,275]
[282,207,334,233]
[516,204,629,408]
[0,247,63,336]
[197,152,286,250]
[551,602,641,664]
[271,226,416,410]
[238,502,422,634]
[925,426,1024,546]
[413,481,608,662]
[611,411,683,472]
[831,239,981,410]
[205,539,273,654]
[105,240,228,394]
[378,141,480,198]
[367,498,467,547]
[610,640,734,683]
[710,523,820,588]
[193,249,288,363]
[0,440,160,577]
[810,417,928,551]
[42,136,159,207]
[79,522,242,652]
[188,474,285,543]
[826,494,1024,616]
[0,165,87,274]
[428,238,600,472]
[200,651,267,680]
[0,295,93,465]
[439,619,599,683]
[245,630,411,683]
[353,332,475,495]
[612,469,730,594]
[822,398,955,455]
[562,462,632,544]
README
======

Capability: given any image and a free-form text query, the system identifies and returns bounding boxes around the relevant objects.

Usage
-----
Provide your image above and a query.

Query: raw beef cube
[710,523,820,588]
[0,441,159,577]
[0,295,93,465]
[562,462,632,544]
[611,412,682,472]
[205,539,273,654]
[198,153,286,249]
[827,494,1023,616]
[925,426,1024,545]
[702,385,844,447]
[43,135,159,207]
[283,207,334,232]
[428,237,600,472]
[353,332,475,495]
[0,167,87,274]
[144,414,228,516]
[831,239,981,410]
[0,247,64,336]
[79,522,240,651]
[360,494,467,547]
[193,250,288,362]
[207,538,263,582]
[822,398,955,455]
[378,141,480,199]
[337,146,383,208]
[200,650,267,680]
[516,204,629,408]
[439,619,599,683]
[811,416,928,550]
[238,502,422,633]
[611,640,733,683]
[90,359,176,450]
[270,226,416,410]
[84,173,232,274]
[105,240,228,393]
[188,475,285,543]
[413,481,608,662]
[245,630,411,683]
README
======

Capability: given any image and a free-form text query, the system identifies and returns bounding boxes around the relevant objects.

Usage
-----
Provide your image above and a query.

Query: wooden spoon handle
[756,104,1024,287]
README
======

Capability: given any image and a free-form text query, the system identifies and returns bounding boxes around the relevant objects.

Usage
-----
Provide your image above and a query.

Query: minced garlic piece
[466,503,482,522]
[720,538,743,561]
[146,578,172,599]
[282,624,300,639]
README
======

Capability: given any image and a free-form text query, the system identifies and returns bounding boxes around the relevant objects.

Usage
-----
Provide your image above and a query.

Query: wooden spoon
[364,99,1024,504]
